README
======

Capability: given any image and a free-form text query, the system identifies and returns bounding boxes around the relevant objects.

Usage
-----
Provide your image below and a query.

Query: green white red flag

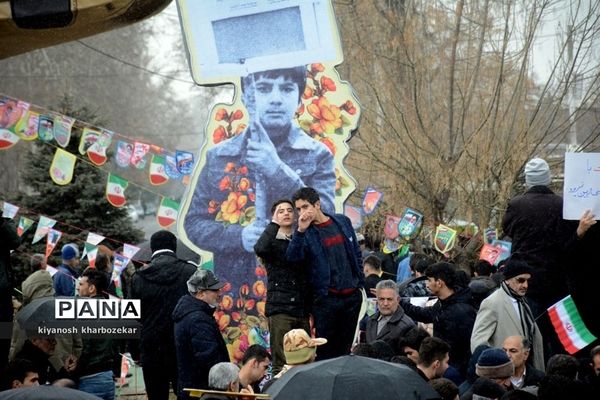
[106,173,128,207]
[149,154,169,185]
[45,228,62,259]
[547,295,597,354]
[156,197,179,228]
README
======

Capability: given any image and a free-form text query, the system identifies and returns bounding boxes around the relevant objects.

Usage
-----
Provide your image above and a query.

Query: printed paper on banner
[115,141,133,168]
[15,111,39,141]
[176,150,194,175]
[122,244,140,260]
[479,243,502,265]
[50,148,77,185]
[344,205,363,230]
[149,154,169,185]
[165,154,181,179]
[81,232,106,259]
[112,253,129,277]
[37,115,55,142]
[434,224,457,255]
[131,141,150,169]
[53,115,75,147]
[0,129,20,150]
[491,239,511,266]
[483,228,498,244]
[384,215,401,240]
[2,202,19,219]
[87,130,114,166]
[0,98,29,131]
[362,187,383,215]
[397,208,423,240]
[17,216,34,237]
[157,197,180,228]
[32,216,57,244]
[79,128,101,155]
[45,228,62,258]
[106,174,128,207]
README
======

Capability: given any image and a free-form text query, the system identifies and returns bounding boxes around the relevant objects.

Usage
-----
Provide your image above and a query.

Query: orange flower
[238,177,250,191]
[213,125,227,143]
[311,63,325,73]
[297,103,305,116]
[307,97,343,134]
[238,166,248,176]
[232,311,241,322]
[302,86,314,99]
[234,123,247,135]
[254,266,267,277]
[218,314,230,331]
[236,298,244,309]
[245,299,256,310]
[215,108,228,121]
[222,282,232,292]
[342,100,357,115]
[220,192,245,223]
[319,137,336,155]
[309,122,323,135]
[248,191,256,202]
[256,301,266,316]
[231,110,243,121]
[219,176,231,191]
[320,76,336,92]
[236,194,248,209]
[240,284,250,296]
[252,281,266,297]
[220,295,233,310]
[224,162,235,172]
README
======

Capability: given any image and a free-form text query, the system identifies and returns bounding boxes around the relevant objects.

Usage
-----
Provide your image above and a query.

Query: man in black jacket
[173,269,230,399]
[254,199,310,375]
[131,230,196,400]
[401,262,476,379]
[1,217,20,368]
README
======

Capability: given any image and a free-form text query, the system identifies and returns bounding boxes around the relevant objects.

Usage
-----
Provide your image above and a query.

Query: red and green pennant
[45,228,62,259]
[17,216,34,237]
[157,197,180,228]
[106,173,128,207]
[149,154,169,185]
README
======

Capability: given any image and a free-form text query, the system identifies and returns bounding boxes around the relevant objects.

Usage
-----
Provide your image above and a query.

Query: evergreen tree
[9,97,143,285]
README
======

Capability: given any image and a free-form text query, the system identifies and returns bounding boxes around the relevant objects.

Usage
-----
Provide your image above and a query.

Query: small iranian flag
[157,197,180,227]
[547,295,597,354]
[149,154,169,185]
[0,129,20,149]
[106,173,128,207]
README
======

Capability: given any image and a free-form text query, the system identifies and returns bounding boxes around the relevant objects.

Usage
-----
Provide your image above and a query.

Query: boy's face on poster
[249,75,299,134]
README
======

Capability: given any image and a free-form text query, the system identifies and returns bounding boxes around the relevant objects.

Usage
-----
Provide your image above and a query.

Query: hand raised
[577,209,596,238]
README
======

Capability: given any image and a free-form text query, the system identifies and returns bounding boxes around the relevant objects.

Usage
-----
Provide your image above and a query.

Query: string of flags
[0,94,194,199]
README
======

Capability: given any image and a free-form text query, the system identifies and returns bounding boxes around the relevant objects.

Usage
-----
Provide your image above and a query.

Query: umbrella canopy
[265,355,441,400]
[0,386,101,399]
[133,239,201,264]
[15,297,57,332]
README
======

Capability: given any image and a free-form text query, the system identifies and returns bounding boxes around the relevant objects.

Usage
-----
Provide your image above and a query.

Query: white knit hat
[524,158,551,188]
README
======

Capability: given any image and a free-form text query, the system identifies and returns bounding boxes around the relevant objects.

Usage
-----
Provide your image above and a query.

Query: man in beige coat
[470,258,544,371]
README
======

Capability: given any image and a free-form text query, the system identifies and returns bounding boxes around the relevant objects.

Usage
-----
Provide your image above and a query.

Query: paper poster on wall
[563,152,600,219]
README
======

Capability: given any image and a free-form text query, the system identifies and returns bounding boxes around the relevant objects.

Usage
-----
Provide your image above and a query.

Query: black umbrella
[133,239,201,264]
[265,355,441,400]
[0,386,101,399]
[15,296,57,332]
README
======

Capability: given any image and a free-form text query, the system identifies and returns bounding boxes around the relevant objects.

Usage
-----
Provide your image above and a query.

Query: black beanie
[150,230,177,253]
[501,258,533,280]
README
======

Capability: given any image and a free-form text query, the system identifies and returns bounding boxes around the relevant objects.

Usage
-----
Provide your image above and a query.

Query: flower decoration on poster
[209,162,256,226]
[211,108,247,144]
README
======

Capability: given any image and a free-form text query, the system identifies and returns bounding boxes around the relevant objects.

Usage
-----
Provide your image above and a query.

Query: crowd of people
[1,156,600,400]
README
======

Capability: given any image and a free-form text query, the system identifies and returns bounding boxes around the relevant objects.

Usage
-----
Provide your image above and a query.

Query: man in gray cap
[502,158,577,358]
[173,269,230,399]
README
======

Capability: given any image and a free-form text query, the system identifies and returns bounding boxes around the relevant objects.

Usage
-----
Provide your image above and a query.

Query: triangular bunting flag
[81,232,105,259]
[17,216,34,237]
[85,243,99,268]
[2,202,19,219]
[106,174,128,207]
[50,148,77,185]
[122,244,140,260]
[157,197,180,228]
[45,228,62,259]
[32,216,57,244]
[87,130,114,166]
[149,155,169,185]
[53,115,74,147]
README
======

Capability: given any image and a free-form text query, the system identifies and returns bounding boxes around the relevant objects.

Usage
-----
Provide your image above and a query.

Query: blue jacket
[182,125,336,289]
[172,294,230,399]
[286,213,365,297]
[53,264,79,297]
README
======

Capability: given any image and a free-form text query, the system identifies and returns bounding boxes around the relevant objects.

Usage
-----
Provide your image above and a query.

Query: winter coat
[364,274,382,298]
[399,276,430,298]
[254,222,311,318]
[14,340,67,384]
[470,287,544,372]
[130,251,196,352]
[172,294,230,399]
[0,218,20,291]
[468,276,497,310]
[502,186,577,307]
[52,264,79,297]
[286,213,365,297]
[401,287,477,377]
[365,306,415,349]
